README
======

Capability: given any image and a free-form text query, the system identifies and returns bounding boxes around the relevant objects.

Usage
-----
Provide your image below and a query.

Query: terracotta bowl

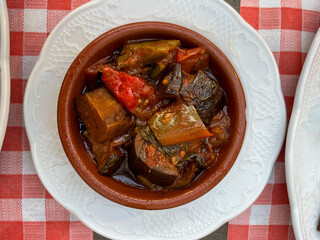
[57,22,246,210]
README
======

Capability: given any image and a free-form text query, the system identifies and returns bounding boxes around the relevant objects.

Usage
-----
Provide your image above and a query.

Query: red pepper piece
[176,47,209,73]
[102,66,155,113]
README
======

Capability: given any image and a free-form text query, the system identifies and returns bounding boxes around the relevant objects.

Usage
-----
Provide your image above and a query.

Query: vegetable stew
[75,39,231,190]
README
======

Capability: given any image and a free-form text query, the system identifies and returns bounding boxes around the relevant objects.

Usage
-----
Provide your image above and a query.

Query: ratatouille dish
[75,39,231,190]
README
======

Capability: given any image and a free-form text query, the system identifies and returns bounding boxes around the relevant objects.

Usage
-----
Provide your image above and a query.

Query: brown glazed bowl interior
[57,22,246,210]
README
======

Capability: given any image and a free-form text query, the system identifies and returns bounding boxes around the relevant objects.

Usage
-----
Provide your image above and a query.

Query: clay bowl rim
[57,21,246,210]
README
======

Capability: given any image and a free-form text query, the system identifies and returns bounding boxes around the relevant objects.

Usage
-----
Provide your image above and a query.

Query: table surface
[93,1,240,239]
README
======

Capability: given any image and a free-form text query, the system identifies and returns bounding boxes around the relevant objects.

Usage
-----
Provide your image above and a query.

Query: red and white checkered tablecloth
[228,0,320,239]
[1,0,93,239]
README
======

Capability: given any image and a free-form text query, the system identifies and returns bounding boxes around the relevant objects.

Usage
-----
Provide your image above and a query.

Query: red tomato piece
[176,47,209,73]
[102,66,155,113]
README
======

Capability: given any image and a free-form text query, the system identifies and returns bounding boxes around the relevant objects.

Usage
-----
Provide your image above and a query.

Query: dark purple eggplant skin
[180,70,223,124]
[158,64,182,99]
[98,149,126,176]
[130,134,179,186]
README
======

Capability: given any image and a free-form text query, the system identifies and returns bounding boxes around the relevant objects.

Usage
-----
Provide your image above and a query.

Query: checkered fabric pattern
[228,0,320,239]
[1,0,93,239]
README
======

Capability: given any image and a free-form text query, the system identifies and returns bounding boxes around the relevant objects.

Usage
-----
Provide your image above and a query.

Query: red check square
[10,32,23,55]
[284,96,294,118]
[0,222,23,239]
[268,225,290,240]
[6,0,24,9]
[272,184,289,204]
[241,7,260,30]
[0,175,22,198]
[1,127,23,151]
[11,79,23,104]
[281,8,302,30]
[279,51,302,75]
[47,0,71,10]
[46,221,70,240]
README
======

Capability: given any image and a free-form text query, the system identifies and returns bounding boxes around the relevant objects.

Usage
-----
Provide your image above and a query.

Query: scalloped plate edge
[0,0,10,151]
[286,28,320,240]
[23,0,287,239]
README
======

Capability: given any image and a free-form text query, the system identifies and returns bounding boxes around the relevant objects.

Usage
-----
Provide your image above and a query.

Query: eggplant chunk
[130,134,179,186]
[75,87,133,143]
[211,89,225,114]
[207,110,231,148]
[180,70,222,124]
[159,64,182,99]
[82,131,126,176]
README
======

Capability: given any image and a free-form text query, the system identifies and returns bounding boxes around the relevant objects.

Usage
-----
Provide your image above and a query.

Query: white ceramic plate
[286,28,320,240]
[0,0,10,150]
[23,0,286,239]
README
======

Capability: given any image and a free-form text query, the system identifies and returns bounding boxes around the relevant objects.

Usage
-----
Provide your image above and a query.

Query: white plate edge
[22,0,288,238]
[194,2,287,238]
[285,27,320,240]
[0,0,11,150]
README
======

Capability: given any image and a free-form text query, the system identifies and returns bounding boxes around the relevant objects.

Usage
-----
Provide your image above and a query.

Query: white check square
[260,0,281,8]
[23,56,38,80]
[24,9,47,33]
[250,205,271,225]
[22,199,45,221]
[259,29,281,52]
